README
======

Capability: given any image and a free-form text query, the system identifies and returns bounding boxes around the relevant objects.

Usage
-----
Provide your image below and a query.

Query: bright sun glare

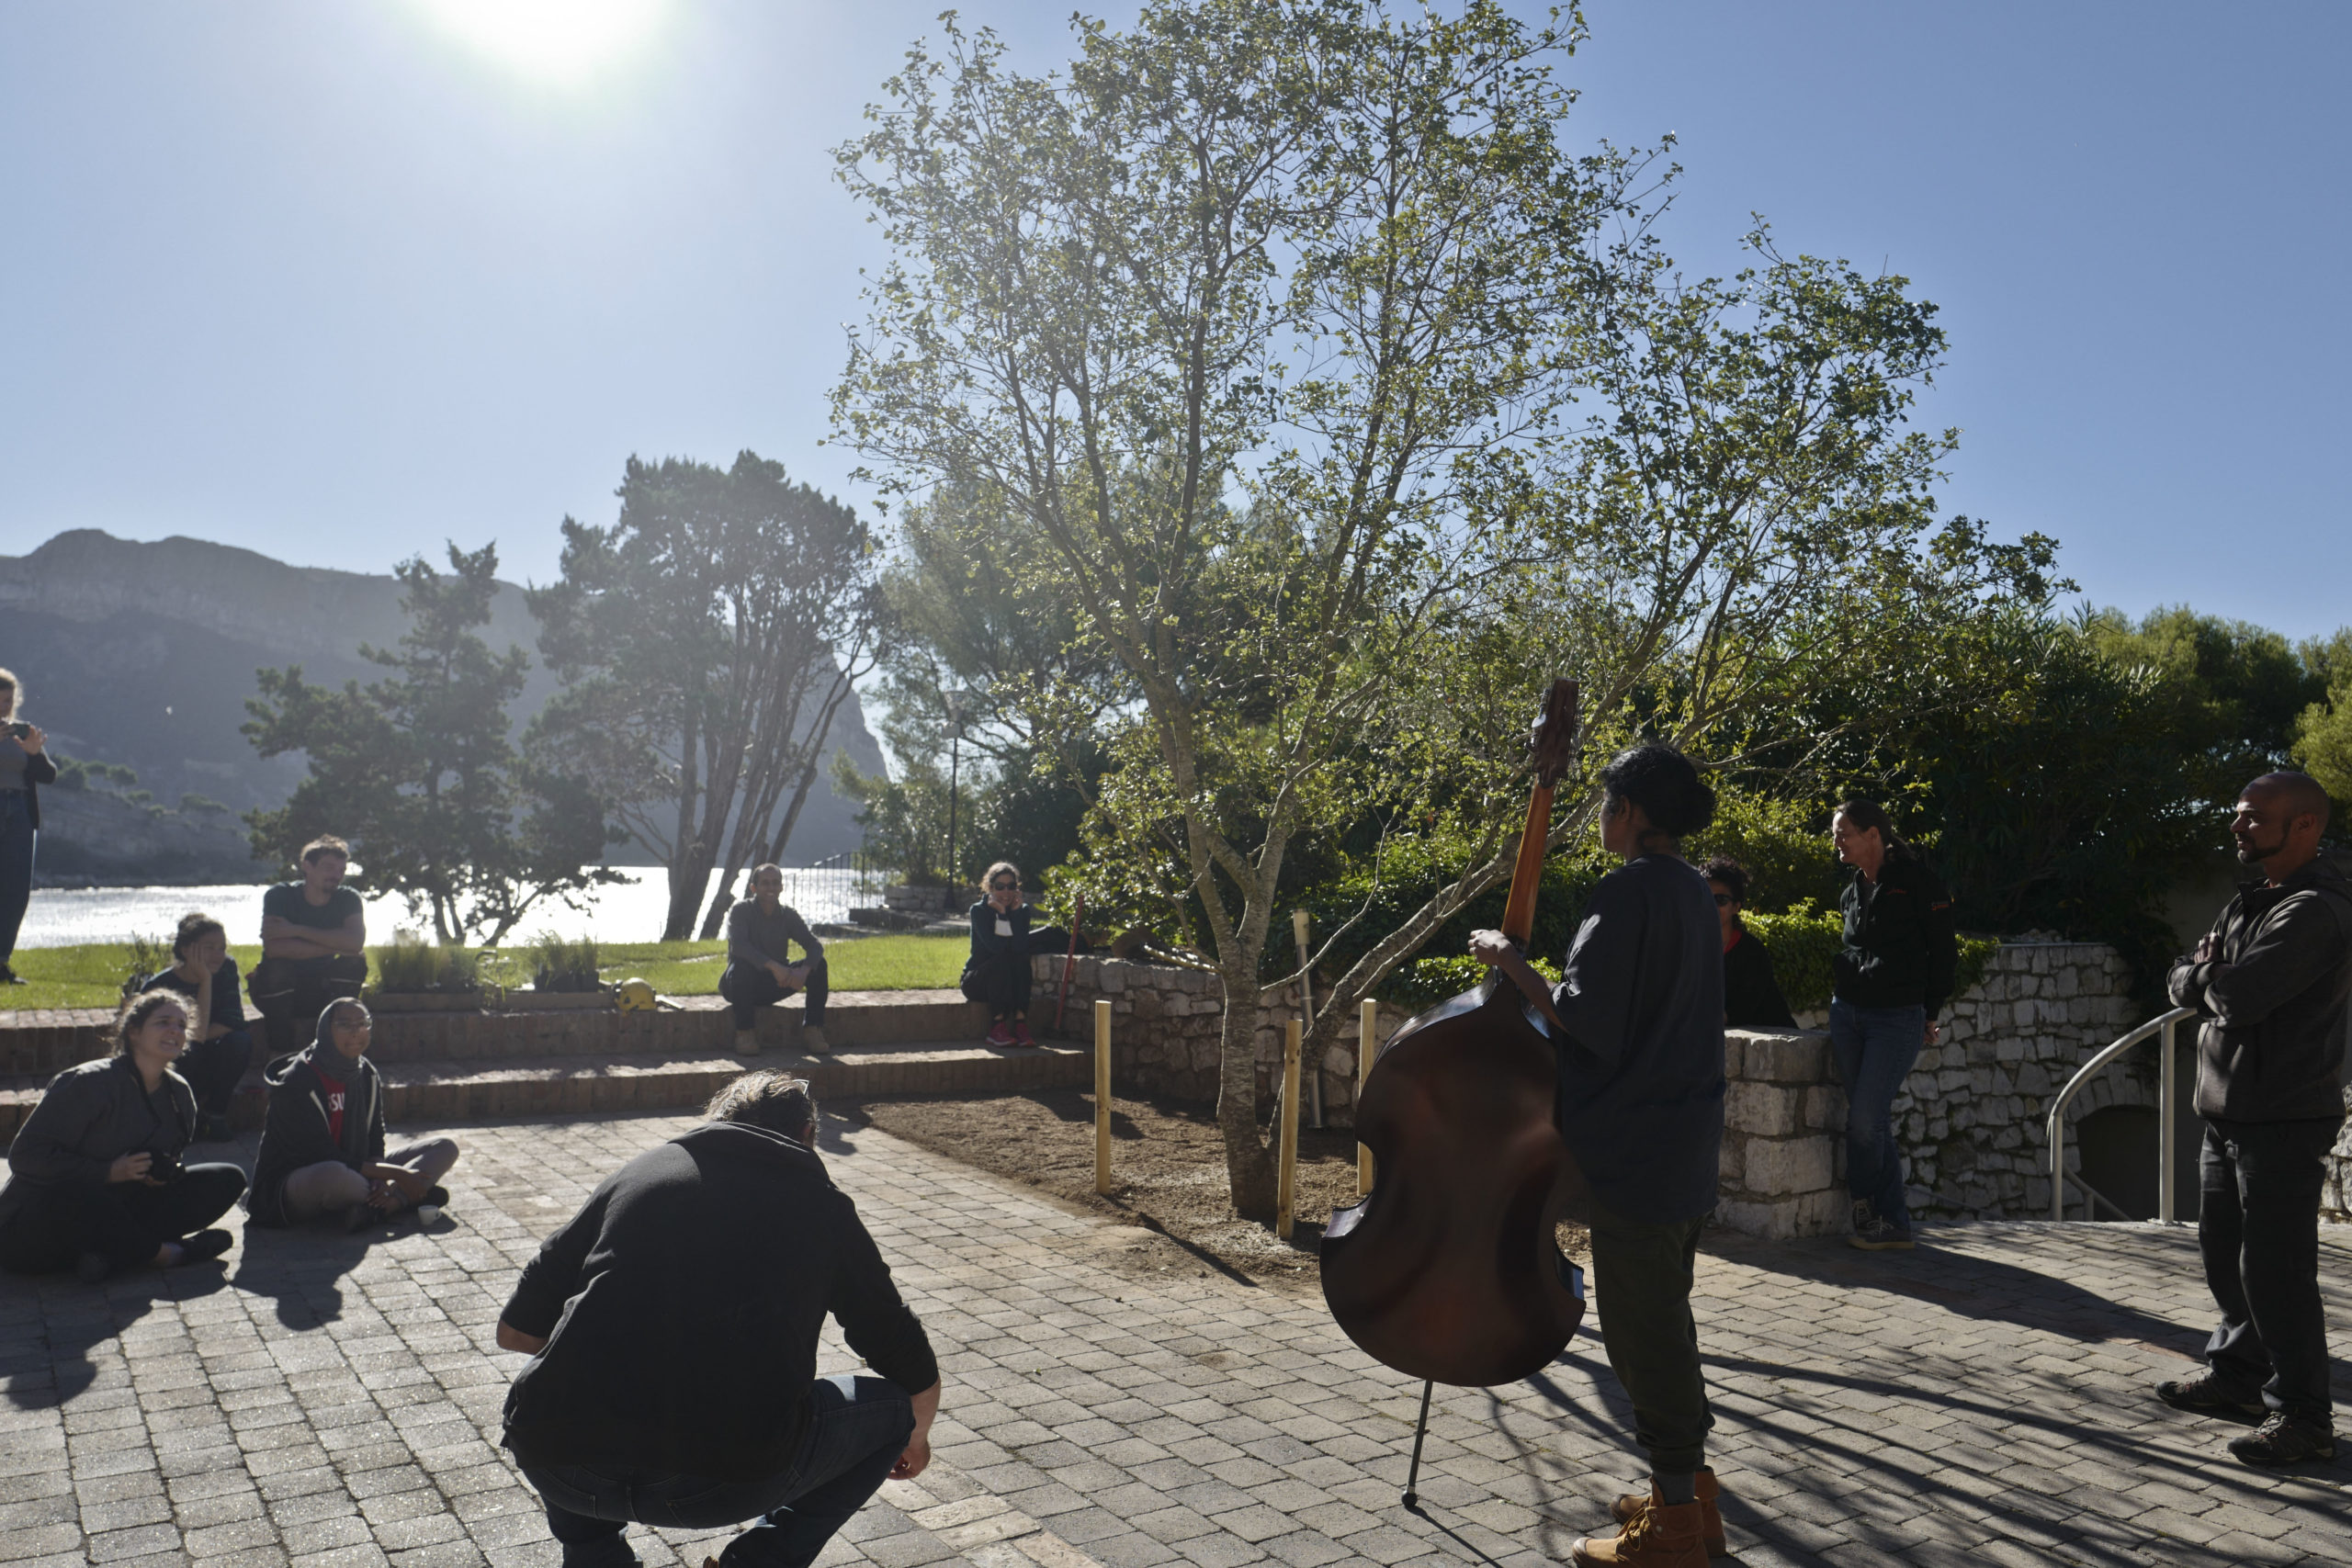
[413,0,666,85]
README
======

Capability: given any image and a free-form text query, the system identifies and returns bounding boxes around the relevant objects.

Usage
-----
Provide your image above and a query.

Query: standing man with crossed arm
[2157,771,2348,1467]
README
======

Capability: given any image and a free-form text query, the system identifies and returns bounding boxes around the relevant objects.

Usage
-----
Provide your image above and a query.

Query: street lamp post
[943,690,970,912]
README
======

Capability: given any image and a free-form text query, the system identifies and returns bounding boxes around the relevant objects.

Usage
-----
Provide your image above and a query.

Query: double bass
[1321,679,1590,1390]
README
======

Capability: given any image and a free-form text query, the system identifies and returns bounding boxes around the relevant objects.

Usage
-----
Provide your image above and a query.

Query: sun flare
[413,0,666,85]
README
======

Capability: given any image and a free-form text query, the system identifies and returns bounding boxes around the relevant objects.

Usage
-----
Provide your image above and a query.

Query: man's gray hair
[706,1071,818,1140]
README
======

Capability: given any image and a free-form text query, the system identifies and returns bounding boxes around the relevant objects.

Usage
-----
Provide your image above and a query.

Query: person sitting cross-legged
[244,999,459,1232]
[140,911,257,1144]
[718,863,830,1056]
[496,1071,942,1568]
[0,989,246,1283]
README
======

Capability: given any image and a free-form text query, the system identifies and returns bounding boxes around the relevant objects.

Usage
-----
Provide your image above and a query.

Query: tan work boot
[1572,1488,1708,1567]
[734,1029,760,1057]
[1611,1471,1725,1558]
[799,1024,832,1055]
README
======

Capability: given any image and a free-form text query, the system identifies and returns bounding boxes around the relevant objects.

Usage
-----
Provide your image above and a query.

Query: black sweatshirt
[1547,853,1727,1224]
[1723,930,1796,1029]
[2167,857,2352,1124]
[1831,856,1959,1020]
[500,1122,938,1483]
[244,1046,388,1227]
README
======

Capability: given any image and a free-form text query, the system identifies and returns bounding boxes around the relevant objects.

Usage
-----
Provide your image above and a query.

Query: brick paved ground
[2,1111,2346,1568]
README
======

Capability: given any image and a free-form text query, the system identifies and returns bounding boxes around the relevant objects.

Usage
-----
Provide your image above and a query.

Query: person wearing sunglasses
[963,862,1038,1046]
[1702,859,1795,1030]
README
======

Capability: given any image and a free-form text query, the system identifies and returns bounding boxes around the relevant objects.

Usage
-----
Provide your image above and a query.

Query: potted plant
[499,933,616,1012]
[366,932,492,1012]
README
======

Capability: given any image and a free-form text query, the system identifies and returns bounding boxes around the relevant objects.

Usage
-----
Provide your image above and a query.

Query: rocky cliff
[0,530,884,882]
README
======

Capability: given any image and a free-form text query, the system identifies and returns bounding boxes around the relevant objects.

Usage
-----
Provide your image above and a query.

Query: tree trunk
[1217,969,1278,1219]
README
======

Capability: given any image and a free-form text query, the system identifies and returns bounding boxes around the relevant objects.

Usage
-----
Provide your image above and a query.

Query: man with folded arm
[496,1071,940,1568]
[2157,771,2348,1468]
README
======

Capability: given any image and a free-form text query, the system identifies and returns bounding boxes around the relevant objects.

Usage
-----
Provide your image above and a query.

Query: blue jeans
[0,791,33,967]
[1828,999,1926,1232]
[521,1374,915,1568]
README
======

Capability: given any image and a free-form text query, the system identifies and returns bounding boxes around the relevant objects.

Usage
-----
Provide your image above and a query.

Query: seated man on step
[244,1000,459,1232]
[497,1071,940,1568]
[718,864,830,1055]
[248,836,368,1054]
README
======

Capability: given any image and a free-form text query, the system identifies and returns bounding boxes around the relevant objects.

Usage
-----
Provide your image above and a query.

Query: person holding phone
[0,989,245,1281]
[0,667,59,985]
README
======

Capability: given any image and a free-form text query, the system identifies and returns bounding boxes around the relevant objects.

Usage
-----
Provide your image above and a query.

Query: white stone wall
[1032,953,1410,1113]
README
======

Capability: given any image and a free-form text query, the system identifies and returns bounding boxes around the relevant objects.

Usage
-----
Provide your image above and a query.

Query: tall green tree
[526,452,887,941]
[243,542,617,944]
[839,0,2050,1218]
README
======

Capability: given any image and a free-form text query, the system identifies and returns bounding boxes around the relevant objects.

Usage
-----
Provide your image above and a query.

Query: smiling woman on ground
[0,988,247,1282]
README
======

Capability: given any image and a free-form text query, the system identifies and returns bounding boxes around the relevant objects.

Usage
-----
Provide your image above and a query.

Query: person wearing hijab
[245,998,459,1230]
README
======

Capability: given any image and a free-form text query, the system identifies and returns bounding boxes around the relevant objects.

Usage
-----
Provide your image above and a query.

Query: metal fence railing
[2046,1006,2197,1222]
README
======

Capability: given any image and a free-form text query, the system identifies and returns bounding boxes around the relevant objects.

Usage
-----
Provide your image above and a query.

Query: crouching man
[495,1072,941,1568]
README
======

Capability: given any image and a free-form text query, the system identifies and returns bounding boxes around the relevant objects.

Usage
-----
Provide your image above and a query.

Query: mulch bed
[840,1086,1589,1297]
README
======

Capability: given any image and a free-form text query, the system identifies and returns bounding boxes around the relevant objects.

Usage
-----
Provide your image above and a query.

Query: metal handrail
[2047,1005,2195,1221]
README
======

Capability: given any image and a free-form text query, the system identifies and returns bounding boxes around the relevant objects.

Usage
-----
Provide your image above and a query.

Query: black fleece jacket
[499,1122,938,1483]
[0,1055,195,1229]
[2167,857,2352,1124]
[243,1046,387,1226]
[1832,856,1959,1021]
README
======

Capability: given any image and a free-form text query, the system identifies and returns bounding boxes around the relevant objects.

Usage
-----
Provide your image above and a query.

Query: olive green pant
[1589,1200,1713,1474]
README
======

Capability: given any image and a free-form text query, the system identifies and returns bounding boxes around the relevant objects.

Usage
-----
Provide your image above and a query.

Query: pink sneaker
[986,1021,1015,1046]
[1013,1022,1035,1046]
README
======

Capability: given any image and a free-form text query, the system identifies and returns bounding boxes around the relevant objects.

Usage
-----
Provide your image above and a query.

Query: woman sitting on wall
[961,862,1079,1046]
[245,999,459,1231]
[0,667,58,987]
[140,912,257,1144]
[0,989,246,1282]
[1703,859,1796,1030]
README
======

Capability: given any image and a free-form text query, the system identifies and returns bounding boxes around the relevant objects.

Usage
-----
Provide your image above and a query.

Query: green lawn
[1,934,967,1012]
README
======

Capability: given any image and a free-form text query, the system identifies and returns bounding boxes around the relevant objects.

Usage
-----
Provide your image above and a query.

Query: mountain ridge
[0,529,882,881]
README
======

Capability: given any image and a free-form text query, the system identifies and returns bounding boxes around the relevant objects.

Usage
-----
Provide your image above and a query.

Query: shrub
[121,931,172,997]
[373,931,481,994]
[1378,908,1998,1018]
[527,932,603,993]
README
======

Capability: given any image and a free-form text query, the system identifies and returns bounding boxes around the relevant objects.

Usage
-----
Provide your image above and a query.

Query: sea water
[18,866,871,948]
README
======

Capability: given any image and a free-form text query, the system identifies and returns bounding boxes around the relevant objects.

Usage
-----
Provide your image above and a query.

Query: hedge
[1380,910,1997,1017]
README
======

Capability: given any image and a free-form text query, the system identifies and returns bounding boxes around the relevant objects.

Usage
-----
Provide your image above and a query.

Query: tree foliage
[526,453,887,941]
[837,0,2052,1218]
[243,542,618,944]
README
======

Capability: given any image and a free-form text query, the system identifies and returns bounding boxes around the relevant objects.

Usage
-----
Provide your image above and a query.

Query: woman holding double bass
[1470,742,1728,1568]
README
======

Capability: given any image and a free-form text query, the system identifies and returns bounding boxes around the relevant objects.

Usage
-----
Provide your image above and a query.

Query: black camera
[145,1153,183,1184]
[1,720,28,740]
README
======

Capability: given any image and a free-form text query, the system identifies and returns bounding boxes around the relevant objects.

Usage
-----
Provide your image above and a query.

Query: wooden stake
[1277,1018,1302,1239]
[1358,997,1377,1196]
[1093,998,1113,1196]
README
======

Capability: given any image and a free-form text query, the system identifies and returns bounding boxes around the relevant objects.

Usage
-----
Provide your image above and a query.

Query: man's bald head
[2243,772,2332,833]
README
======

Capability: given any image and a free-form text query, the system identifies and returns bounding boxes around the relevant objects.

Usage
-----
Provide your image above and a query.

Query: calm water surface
[21,867,871,948]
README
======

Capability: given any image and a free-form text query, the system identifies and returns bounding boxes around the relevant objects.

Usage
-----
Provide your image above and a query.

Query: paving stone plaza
[2,1111,2346,1568]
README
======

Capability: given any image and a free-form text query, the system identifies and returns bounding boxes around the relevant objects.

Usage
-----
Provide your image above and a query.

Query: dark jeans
[1829,998,1926,1230]
[960,950,1033,1017]
[1588,1196,1713,1475]
[0,1164,247,1276]
[247,955,367,1054]
[521,1374,914,1568]
[718,955,829,1033]
[0,790,32,967]
[2198,1117,2339,1420]
[179,1029,254,1121]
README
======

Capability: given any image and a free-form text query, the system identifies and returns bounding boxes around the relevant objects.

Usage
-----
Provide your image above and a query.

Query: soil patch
[842,1087,1587,1297]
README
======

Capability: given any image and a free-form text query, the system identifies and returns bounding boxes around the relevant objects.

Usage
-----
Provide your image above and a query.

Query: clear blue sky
[3,2,2346,639]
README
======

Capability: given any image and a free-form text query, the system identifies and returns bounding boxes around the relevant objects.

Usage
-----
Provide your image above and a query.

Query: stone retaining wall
[1041,940,2218,1238]
[1031,953,1409,1116]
